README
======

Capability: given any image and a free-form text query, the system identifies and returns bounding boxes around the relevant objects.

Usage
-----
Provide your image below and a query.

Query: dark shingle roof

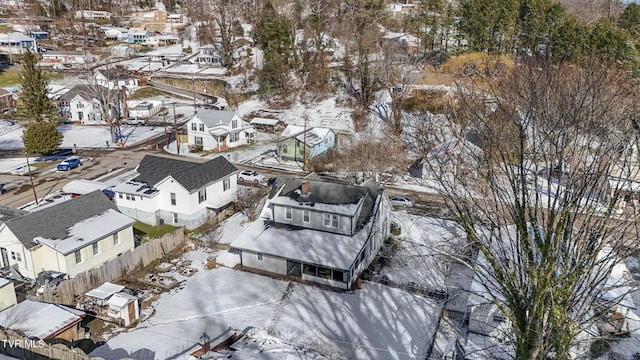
[58,85,117,102]
[133,155,238,192]
[0,206,28,227]
[4,191,117,249]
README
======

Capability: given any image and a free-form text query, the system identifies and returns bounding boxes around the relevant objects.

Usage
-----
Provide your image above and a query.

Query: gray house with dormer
[186,110,256,152]
[231,174,391,290]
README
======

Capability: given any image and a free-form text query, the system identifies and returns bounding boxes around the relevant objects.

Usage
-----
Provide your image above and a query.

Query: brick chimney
[300,180,310,196]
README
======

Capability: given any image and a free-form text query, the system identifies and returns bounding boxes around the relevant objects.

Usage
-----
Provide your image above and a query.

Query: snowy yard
[90,264,442,360]
[379,213,466,289]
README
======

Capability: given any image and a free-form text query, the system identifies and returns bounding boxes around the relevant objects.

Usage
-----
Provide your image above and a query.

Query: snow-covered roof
[62,179,110,195]
[232,216,373,270]
[34,208,135,255]
[85,282,125,300]
[107,292,137,308]
[0,300,85,340]
[112,179,159,197]
[250,117,280,126]
[0,32,34,43]
[280,125,332,147]
[269,194,362,216]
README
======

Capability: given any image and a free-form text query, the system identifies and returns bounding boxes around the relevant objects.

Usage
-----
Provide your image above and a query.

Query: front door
[286,261,301,278]
[0,248,8,268]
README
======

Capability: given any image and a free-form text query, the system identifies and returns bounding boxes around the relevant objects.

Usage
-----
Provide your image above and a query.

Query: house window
[173,213,179,224]
[113,232,119,245]
[191,123,197,131]
[76,102,84,108]
[303,264,317,276]
[317,267,331,279]
[195,136,203,146]
[257,253,263,261]
[75,250,82,264]
[323,213,339,228]
[170,192,176,205]
[284,207,292,220]
[78,112,83,120]
[10,251,21,262]
[303,210,310,223]
[282,144,288,153]
[93,103,100,110]
[118,193,123,199]
[92,242,99,255]
[199,124,204,132]
[198,188,207,203]
[223,178,230,191]
[332,270,344,282]
[229,133,238,142]
[231,119,237,128]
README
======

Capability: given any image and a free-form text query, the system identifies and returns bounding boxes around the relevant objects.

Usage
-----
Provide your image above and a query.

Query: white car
[238,170,265,184]
[389,195,414,208]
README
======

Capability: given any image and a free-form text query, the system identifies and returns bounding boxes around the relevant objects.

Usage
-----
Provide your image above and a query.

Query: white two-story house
[94,70,139,94]
[113,155,239,229]
[57,84,121,124]
[0,191,136,280]
[187,110,256,152]
[231,174,391,290]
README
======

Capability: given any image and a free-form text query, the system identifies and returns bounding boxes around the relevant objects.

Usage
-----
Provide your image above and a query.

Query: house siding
[0,282,17,311]
[272,204,352,236]
[309,131,335,158]
[62,229,135,277]
[242,251,286,274]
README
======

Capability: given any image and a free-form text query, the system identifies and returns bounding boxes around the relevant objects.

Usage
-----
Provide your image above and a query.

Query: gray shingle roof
[133,155,238,192]
[0,206,28,227]
[58,84,117,102]
[195,110,237,128]
[4,191,118,249]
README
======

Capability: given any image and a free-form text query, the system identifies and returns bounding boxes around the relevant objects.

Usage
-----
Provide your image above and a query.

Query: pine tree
[15,52,61,125]
[22,122,63,155]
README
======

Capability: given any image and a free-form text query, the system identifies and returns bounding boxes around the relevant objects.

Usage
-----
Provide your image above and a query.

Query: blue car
[57,157,81,171]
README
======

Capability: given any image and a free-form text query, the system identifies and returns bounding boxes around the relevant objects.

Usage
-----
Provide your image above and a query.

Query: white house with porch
[231,174,391,290]
[113,155,238,229]
[186,110,256,152]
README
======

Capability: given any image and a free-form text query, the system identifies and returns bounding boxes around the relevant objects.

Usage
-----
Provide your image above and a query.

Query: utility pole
[302,116,307,172]
[173,103,180,154]
[25,153,38,205]
[192,74,197,114]
[162,100,168,147]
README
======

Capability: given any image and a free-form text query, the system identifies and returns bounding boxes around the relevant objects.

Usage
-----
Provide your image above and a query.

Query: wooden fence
[0,329,92,360]
[42,227,185,305]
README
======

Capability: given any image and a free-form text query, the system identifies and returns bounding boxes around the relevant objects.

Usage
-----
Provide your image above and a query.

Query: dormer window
[284,207,292,220]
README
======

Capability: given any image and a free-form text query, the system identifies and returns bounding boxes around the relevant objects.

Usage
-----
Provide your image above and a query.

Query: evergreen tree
[456,0,519,53]
[254,3,297,94]
[22,122,63,155]
[15,52,61,125]
[618,3,640,36]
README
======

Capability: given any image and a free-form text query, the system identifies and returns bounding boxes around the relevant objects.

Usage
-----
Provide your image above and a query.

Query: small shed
[249,117,284,133]
[107,292,139,326]
[85,282,125,306]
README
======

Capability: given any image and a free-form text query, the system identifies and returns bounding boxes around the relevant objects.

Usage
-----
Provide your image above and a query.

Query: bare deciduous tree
[411,58,640,359]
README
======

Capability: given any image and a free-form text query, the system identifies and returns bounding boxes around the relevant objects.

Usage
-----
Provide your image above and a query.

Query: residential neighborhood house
[197,45,224,67]
[277,125,335,163]
[58,84,122,124]
[231,175,391,290]
[113,155,239,229]
[75,10,112,20]
[41,50,93,66]
[0,191,136,280]
[187,110,256,152]
[95,69,140,94]
[0,32,36,54]
[0,300,86,342]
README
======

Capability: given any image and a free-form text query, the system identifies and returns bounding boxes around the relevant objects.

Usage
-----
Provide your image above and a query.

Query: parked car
[238,170,265,183]
[389,195,414,208]
[57,157,82,171]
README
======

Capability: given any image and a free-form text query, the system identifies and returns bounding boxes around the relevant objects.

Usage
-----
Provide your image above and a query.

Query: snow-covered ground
[90,265,441,360]
[381,213,466,289]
